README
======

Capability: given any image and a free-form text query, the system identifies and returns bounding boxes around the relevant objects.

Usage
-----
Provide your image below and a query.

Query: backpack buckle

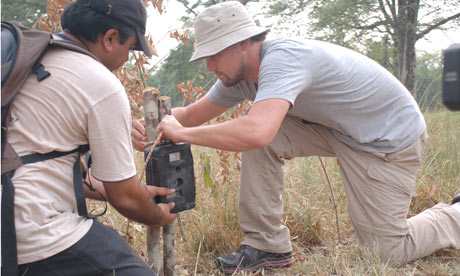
[32,62,51,81]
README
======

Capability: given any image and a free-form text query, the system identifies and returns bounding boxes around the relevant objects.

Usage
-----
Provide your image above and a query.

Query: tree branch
[379,0,396,30]
[176,0,198,16]
[385,0,397,20]
[417,12,460,40]
[351,20,388,30]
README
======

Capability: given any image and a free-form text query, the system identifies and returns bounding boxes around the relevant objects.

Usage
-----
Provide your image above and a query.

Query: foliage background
[2,0,457,110]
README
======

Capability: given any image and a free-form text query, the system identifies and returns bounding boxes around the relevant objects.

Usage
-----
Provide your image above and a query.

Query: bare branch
[417,6,442,22]
[385,0,397,19]
[379,0,397,30]
[351,20,388,30]
[417,12,460,39]
[176,0,198,16]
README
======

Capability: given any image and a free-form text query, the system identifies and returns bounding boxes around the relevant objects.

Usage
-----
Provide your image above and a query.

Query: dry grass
[89,109,460,275]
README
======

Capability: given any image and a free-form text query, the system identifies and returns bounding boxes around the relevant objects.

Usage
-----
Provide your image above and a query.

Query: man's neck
[61,32,109,67]
[245,41,263,84]
[61,32,93,53]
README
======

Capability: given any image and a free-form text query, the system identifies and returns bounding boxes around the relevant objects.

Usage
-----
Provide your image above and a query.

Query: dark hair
[250,31,268,43]
[61,1,136,45]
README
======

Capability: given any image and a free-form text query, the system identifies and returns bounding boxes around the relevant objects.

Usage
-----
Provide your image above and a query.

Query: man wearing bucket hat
[5,0,177,275]
[144,0,460,273]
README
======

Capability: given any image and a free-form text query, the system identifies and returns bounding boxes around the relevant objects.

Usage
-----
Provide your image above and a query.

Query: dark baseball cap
[77,0,153,57]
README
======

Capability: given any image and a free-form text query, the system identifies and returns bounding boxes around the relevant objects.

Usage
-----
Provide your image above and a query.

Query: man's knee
[364,235,410,267]
[356,229,410,267]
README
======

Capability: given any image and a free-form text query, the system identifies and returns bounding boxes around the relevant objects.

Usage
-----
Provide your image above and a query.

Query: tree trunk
[396,0,419,93]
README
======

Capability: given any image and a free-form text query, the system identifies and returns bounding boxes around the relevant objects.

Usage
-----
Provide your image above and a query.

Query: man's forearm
[171,97,228,127]
[177,116,266,152]
[171,107,189,125]
[103,176,173,227]
[84,169,108,201]
[111,184,163,225]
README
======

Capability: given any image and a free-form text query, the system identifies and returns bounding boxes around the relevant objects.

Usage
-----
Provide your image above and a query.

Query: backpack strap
[1,22,53,175]
[1,172,19,276]
[1,22,100,175]
[1,23,52,107]
[71,146,94,218]
[19,145,92,217]
[1,145,91,275]
[50,38,99,61]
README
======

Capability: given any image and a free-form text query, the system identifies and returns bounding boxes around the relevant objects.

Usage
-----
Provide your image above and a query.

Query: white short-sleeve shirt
[8,48,136,264]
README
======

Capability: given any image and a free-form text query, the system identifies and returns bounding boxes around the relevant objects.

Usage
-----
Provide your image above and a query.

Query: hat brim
[189,27,269,62]
[134,29,153,57]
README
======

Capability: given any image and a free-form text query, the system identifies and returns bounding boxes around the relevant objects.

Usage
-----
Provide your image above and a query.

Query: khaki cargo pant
[239,115,460,266]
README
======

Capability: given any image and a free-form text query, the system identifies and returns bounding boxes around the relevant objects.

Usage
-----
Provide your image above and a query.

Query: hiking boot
[215,245,293,274]
[452,193,460,205]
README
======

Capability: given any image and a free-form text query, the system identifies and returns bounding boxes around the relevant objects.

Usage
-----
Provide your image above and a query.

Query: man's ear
[240,39,251,51]
[101,28,120,53]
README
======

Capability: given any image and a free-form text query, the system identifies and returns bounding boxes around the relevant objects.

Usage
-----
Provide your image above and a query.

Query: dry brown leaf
[143,87,160,95]
[147,35,158,57]
[169,29,190,45]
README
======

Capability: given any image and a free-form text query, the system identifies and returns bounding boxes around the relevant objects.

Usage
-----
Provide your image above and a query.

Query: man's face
[205,43,246,87]
[106,36,138,71]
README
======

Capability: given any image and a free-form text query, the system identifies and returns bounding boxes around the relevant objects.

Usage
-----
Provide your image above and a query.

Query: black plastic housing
[442,43,460,111]
[145,142,196,213]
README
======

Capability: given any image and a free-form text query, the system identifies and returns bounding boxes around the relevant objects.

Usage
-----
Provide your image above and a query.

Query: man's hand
[156,115,185,143]
[153,202,178,227]
[145,185,178,227]
[132,118,146,152]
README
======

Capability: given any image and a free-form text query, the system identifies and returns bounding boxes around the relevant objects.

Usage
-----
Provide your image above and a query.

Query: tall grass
[90,109,460,275]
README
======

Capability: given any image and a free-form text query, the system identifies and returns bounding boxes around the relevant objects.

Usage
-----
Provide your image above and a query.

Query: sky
[144,0,188,68]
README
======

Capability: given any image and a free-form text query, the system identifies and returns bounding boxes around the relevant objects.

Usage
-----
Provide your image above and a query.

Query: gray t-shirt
[207,38,426,153]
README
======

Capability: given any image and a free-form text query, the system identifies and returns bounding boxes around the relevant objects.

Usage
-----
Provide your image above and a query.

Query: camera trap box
[145,141,196,213]
[442,43,460,111]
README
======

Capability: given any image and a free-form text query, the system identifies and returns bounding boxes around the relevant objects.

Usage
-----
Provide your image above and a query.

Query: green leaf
[201,153,213,188]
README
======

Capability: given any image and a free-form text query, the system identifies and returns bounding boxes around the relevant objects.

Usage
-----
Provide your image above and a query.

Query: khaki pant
[239,116,460,266]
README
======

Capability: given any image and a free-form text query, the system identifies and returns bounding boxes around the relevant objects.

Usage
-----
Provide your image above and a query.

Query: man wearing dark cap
[7,0,176,275]
[144,0,460,274]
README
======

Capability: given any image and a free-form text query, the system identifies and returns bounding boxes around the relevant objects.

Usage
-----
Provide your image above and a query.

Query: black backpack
[1,21,99,276]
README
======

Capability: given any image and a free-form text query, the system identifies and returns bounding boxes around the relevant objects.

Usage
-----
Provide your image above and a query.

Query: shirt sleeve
[87,90,136,182]
[256,48,313,107]
[206,80,257,108]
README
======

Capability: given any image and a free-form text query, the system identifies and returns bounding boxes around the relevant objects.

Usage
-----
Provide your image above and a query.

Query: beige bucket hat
[189,1,269,62]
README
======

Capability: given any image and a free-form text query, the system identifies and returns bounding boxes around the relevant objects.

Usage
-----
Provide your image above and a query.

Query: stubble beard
[217,59,247,87]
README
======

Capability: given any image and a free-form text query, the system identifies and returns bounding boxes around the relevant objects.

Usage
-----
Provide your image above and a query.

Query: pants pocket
[366,161,416,198]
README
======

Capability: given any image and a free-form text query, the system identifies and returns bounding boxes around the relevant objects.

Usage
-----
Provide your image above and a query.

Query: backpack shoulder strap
[1,22,53,174]
[49,37,100,61]
[1,172,19,275]
[1,22,100,175]
[19,145,93,217]
[1,22,52,107]
[1,145,91,275]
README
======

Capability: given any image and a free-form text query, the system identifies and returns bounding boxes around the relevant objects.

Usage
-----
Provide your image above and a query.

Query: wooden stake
[158,96,175,276]
[143,91,162,275]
